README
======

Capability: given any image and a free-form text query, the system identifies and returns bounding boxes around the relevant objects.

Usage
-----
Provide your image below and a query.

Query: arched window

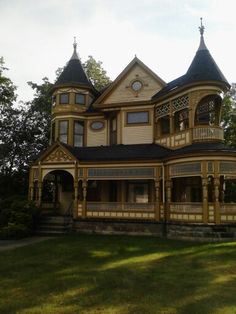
[195,95,221,126]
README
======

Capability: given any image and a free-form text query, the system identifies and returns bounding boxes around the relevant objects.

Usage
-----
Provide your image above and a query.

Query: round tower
[51,39,98,147]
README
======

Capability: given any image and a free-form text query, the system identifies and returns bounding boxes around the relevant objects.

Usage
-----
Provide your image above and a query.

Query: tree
[221,83,236,146]
[83,55,111,91]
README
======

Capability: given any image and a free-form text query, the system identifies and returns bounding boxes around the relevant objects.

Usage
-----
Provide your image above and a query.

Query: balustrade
[192,126,223,141]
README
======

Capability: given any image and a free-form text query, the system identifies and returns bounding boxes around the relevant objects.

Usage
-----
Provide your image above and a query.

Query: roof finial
[70,36,79,60]
[199,17,205,36]
[73,36,77,51]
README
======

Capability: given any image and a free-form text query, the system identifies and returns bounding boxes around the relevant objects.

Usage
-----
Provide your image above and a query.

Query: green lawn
[0,235,236,314]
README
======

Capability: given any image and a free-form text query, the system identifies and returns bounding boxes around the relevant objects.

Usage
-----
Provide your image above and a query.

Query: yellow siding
[103,64,163,105]
[87,121,107,146]
[123,125,153,144]
[122,110,153,144]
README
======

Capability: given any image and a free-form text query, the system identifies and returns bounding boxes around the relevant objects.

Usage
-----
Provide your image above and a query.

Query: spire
[54,38,96,91]
[70,36,79,60]
[198,17,207,51]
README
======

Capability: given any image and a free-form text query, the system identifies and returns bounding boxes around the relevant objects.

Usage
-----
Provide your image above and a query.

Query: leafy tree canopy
[83,55,111,91]
[222,83,236,146]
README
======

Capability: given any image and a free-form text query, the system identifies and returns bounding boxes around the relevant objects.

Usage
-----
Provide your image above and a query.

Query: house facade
[29,22,236,235]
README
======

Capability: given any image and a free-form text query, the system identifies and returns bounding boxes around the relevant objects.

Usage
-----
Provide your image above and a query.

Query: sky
[1,0,236,102]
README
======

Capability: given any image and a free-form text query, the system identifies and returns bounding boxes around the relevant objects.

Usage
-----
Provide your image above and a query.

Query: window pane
[127,111,149,124]
[75,93,85,104]
[128,182,149,203]
[74,121,84,134]
[60,93,69,104]
[60,134,68,144]
[51,123,55,143]
[74,135,83,147]
[74,121,84,146]
[59,121,68,133]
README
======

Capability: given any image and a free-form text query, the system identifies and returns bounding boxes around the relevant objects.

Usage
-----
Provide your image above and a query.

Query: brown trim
[97,99,152,109]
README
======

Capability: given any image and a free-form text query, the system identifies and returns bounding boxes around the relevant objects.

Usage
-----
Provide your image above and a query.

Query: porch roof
[62,143,170,161]
[169,142,236,157]
[61,142,236,162]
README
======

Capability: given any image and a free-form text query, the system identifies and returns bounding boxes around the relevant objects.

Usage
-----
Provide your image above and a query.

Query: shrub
[0,196,39,239]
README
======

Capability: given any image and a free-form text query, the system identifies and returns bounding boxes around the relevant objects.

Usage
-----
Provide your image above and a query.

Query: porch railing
[87,202,155,212]
[220,203,236,214]
[170,203,203,213]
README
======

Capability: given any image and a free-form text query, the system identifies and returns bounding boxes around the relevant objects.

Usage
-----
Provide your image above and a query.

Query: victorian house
[29,22,236,237]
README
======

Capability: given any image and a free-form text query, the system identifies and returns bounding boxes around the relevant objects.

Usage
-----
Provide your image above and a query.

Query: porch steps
[35,215,73,236]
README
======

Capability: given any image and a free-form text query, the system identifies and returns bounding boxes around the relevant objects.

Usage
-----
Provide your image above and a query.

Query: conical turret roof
[152,20,230,100]
[54,39,94,90]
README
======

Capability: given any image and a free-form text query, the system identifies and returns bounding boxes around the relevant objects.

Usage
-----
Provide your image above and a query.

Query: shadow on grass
[0,235,235,314]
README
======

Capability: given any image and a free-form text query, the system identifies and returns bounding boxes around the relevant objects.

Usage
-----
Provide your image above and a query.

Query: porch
[30,160,236,225]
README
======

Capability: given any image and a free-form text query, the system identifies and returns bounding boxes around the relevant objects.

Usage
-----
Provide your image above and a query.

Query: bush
[0,196,39,239]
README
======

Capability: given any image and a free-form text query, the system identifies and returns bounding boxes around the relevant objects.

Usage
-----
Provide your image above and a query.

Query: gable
[94,57,166,107]
[40,145,77,164]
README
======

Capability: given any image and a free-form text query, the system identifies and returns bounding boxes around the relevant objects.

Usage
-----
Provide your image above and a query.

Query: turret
[51,39,98,147]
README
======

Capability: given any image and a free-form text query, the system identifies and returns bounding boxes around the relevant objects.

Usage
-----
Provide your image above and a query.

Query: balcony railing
[192,126,223,142]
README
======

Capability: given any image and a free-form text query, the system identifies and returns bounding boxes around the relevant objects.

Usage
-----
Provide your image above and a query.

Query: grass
[0,235,236,314]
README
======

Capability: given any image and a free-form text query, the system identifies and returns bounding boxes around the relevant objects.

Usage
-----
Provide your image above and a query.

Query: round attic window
[131,80,142,92]
[90,121,104,131]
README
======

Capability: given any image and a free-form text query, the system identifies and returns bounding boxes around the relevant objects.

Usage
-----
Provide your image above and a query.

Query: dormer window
[59,93,69,104]
[75,93,86,105]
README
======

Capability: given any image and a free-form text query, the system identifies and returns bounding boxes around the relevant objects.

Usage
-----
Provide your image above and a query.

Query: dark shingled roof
[62,143,171,161]
[168,142,236,158]
[60,141,236,162]
[152,35,230,100]
[55,58,93,88]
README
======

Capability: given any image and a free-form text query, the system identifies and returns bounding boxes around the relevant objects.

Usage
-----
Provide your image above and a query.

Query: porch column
[29,185,34,201]
[165,180,172,221]
[214,177,221,224]
[38,181,42,207]
[154,180,160,221]
[202,178,208,223]
[37,162,42,207]
[28,168,33,201]
[169,113,174,135]
[82,180,87,218]
[73,183,79,219]
[73,163,79,220]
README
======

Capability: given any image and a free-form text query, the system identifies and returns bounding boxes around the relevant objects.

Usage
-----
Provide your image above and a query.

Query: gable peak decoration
[45,147,74,163]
